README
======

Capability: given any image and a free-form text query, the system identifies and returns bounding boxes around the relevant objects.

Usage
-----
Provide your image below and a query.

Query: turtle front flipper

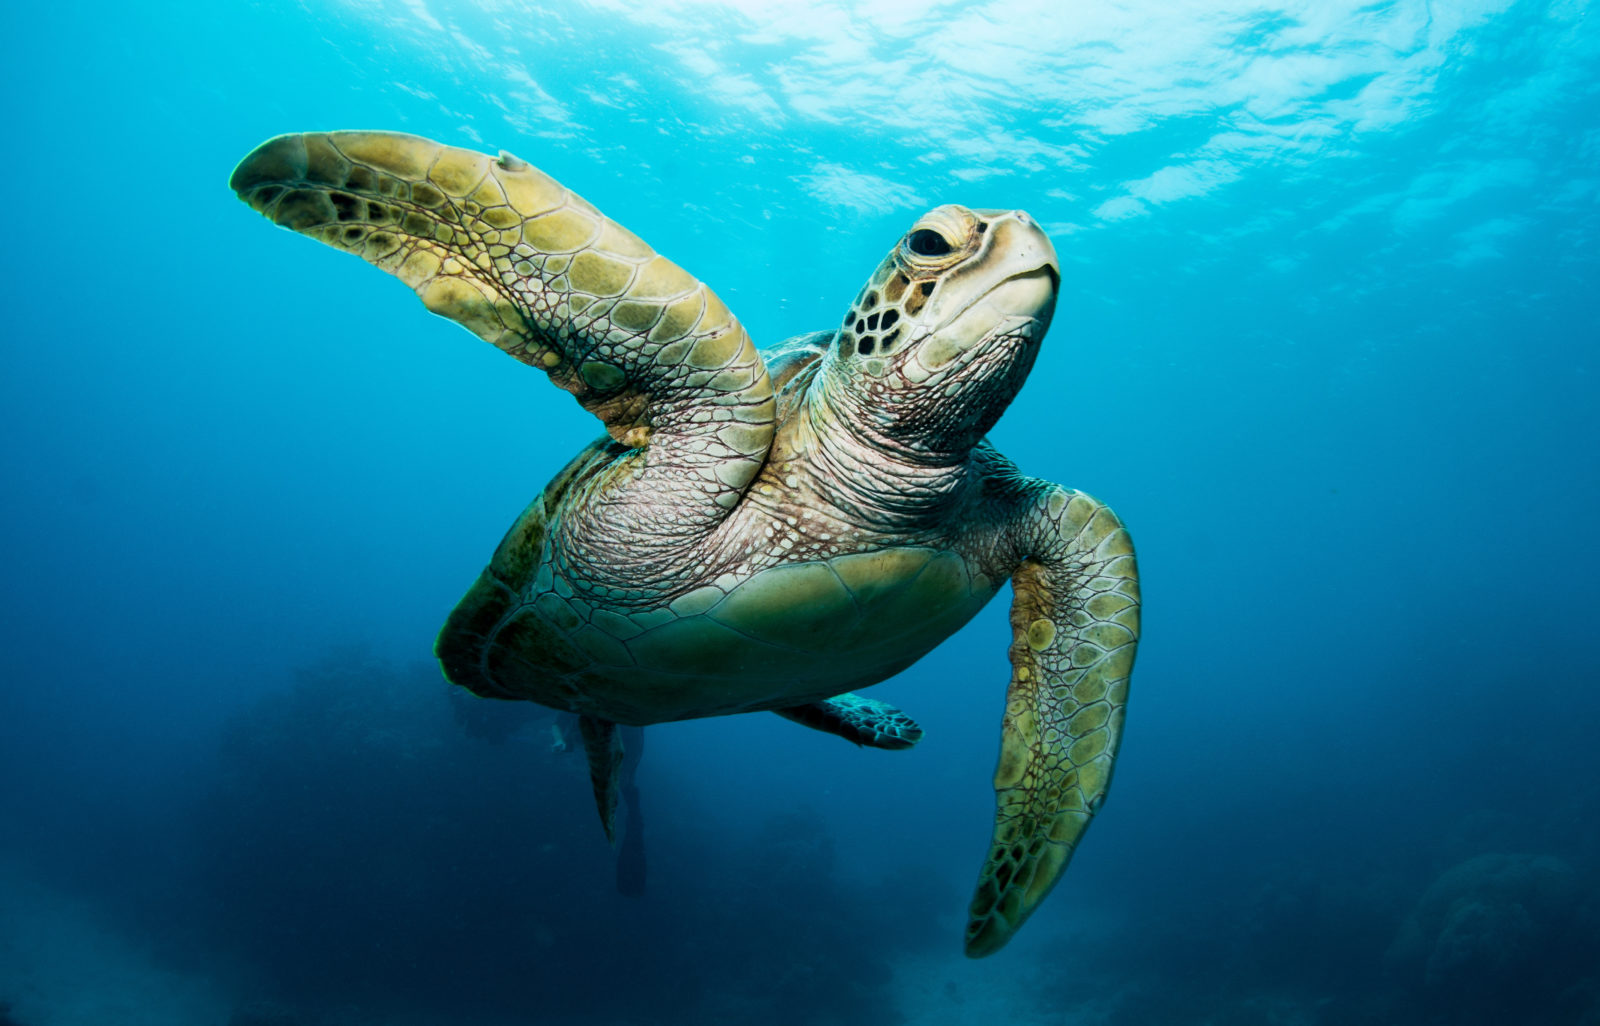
[773,693,924,750]
[578,715,624,844]
[966,487,1139,958]
[231,132,775,515]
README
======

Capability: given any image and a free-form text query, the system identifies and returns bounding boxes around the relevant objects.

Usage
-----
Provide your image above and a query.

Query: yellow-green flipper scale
[230,132,774,518]
[965,487,1139,957]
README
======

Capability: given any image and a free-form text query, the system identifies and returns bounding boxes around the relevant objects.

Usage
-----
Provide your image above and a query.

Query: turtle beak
[984,211,1058,341]
[923,210,1058,335]
[996,210,1060,310]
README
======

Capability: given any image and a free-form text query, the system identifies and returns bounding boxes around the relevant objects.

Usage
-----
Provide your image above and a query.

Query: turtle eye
[906,229,953,257]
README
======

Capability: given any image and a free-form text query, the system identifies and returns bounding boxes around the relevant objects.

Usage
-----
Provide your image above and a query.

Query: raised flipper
[965,487,1139,958]
[774,693,924,750]
[230,132,774,518]
[577,715,623,844]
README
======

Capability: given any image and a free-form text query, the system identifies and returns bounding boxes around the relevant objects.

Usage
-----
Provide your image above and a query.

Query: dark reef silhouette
[8,646,1595,1025]
[189,650,912,1025]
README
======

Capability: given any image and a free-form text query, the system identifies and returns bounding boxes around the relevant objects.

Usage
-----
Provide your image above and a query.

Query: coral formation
[1387,852,1597,1022]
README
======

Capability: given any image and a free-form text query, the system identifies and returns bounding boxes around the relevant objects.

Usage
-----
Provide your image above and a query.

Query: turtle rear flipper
[231,132,775,520]
[774,693,924,750]
[577,715,624,844]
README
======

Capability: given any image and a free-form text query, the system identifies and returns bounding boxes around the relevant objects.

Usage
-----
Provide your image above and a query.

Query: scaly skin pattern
[228,132,775,546]
[232,132,1140,957]
[965,476,1139,957]
[772,692,925,749]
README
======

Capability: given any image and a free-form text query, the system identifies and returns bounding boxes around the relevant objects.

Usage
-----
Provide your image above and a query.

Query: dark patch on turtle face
[902,279,933,318]
[840,265,938,360]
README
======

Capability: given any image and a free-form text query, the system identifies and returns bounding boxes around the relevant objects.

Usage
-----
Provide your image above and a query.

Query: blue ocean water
[2,0,1597,1022]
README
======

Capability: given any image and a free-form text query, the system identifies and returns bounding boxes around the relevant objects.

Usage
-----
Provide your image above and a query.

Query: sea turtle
[230,131,1140,957]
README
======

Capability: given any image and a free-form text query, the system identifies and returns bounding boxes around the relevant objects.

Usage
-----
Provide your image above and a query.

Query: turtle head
[823,204,1059,460]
